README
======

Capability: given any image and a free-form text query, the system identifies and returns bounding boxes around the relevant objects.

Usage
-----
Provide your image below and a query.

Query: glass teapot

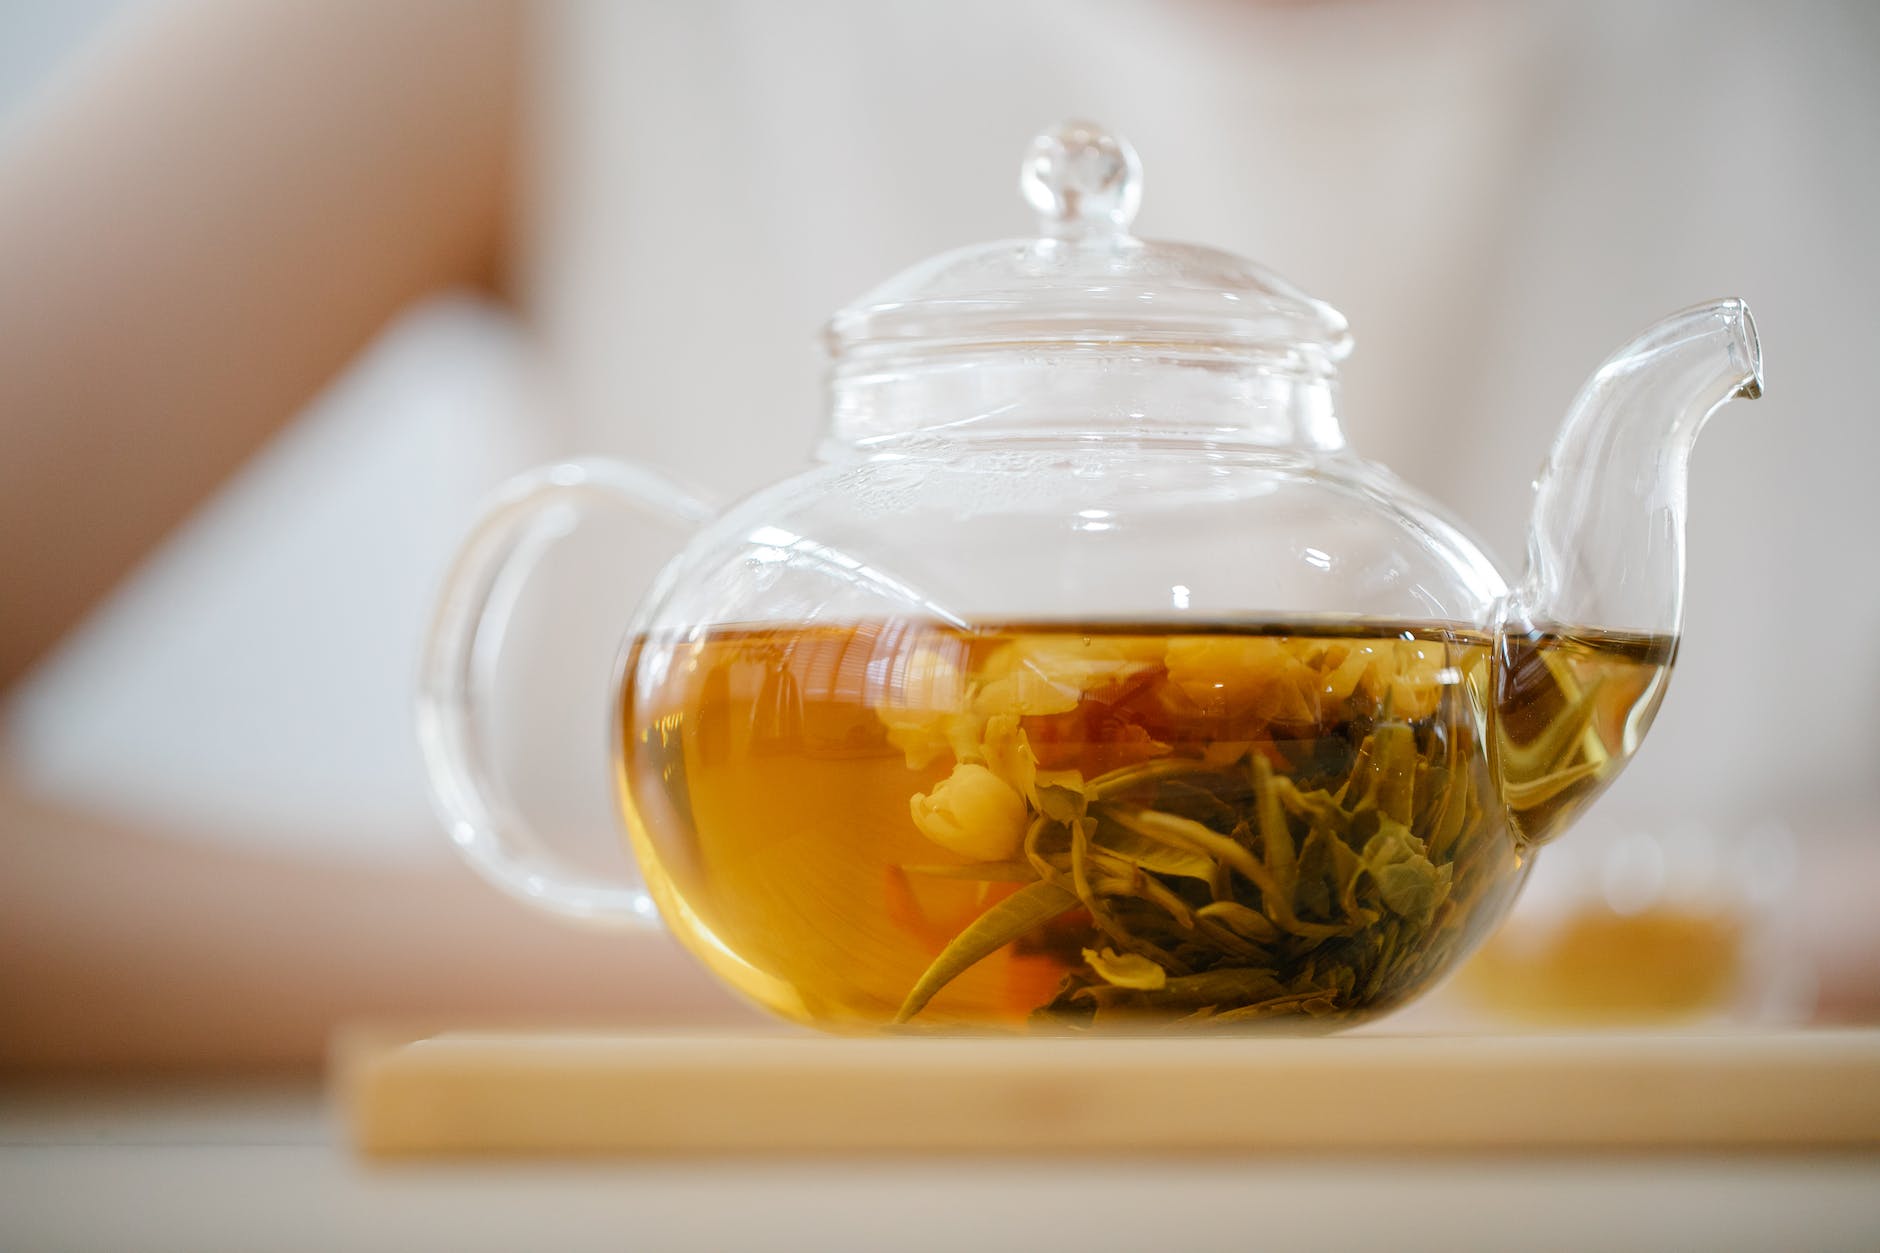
[419,122,1761,1033]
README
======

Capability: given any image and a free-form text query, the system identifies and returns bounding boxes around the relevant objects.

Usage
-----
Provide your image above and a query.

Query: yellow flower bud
[909,763,1029,861]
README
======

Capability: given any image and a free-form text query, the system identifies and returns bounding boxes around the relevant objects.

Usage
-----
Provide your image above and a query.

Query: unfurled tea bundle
[619,620,1671,1031]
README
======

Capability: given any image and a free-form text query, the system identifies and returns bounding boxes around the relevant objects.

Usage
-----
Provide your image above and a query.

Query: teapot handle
[417,458,714,930]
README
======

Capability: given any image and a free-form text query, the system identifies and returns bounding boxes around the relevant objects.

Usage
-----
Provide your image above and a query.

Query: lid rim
[828,307,1354,362]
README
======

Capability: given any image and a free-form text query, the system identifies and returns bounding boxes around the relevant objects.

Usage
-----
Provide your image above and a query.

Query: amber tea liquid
[618,619,1673,1031]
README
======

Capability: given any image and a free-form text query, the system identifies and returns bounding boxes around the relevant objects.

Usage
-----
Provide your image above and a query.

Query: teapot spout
[1510,299,1761,639]
[1489,301,1759,849]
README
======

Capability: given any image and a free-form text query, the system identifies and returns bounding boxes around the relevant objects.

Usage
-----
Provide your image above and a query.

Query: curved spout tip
[1725,298,1763,399]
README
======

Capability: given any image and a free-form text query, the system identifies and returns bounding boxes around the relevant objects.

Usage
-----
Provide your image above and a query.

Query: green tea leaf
[1073,964,1287,1010]
[1126,870,1200,933]
[1070,815,1096,904]
[1083,946,1168,990]
[1086,757,1222,801]
[894,879,1079,1023]
[1275,781,1345,829]
[1360,818,1450,926]
[1363,721,1420,826]
[1145,966,1286,1007]
[1152,779,1242,830]
[1099,805,1346,939]
[1089,819,1216,880]
[1208,990,1333,1024]
[1090,874,1140,898]
[1372,861,1448,925]
[1252,754,1297,891]
[1035,782,1088,825]
[1021,814,1063,884]
[1421,763,1472,862]
[1358,816,1427,863]
[1192,917,1266,961]
[1195,900,1280,941]
[1293,836,1334,920]
[1320,821,1376,925]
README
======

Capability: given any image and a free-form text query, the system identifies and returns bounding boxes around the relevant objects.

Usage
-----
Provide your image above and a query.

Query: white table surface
[4,1082,1879,1253]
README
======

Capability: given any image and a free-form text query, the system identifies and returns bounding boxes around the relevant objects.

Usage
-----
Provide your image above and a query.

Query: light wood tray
[335,1027,1880,1157]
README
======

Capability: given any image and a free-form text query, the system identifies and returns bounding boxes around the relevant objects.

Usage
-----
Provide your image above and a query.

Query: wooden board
[335,1027,1880,1157]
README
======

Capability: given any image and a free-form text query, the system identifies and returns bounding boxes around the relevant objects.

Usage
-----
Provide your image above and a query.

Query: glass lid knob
[1019,120,1142,239]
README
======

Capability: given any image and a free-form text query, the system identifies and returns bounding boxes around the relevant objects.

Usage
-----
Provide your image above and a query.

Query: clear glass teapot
[419,122,1761,1033]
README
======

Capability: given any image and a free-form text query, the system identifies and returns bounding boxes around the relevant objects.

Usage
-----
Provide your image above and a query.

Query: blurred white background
[1,1,543,859]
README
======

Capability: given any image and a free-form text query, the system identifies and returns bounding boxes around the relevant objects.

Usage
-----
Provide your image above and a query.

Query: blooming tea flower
[909,762,1029,861]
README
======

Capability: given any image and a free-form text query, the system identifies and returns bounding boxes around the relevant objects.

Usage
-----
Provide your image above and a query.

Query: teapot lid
[826,121,1353,373]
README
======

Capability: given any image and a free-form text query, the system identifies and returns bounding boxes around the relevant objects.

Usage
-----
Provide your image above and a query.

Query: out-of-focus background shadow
[2,0,1876,1072]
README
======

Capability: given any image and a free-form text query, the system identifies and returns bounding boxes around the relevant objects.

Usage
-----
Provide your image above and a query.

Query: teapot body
[613,441,1531,1030]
